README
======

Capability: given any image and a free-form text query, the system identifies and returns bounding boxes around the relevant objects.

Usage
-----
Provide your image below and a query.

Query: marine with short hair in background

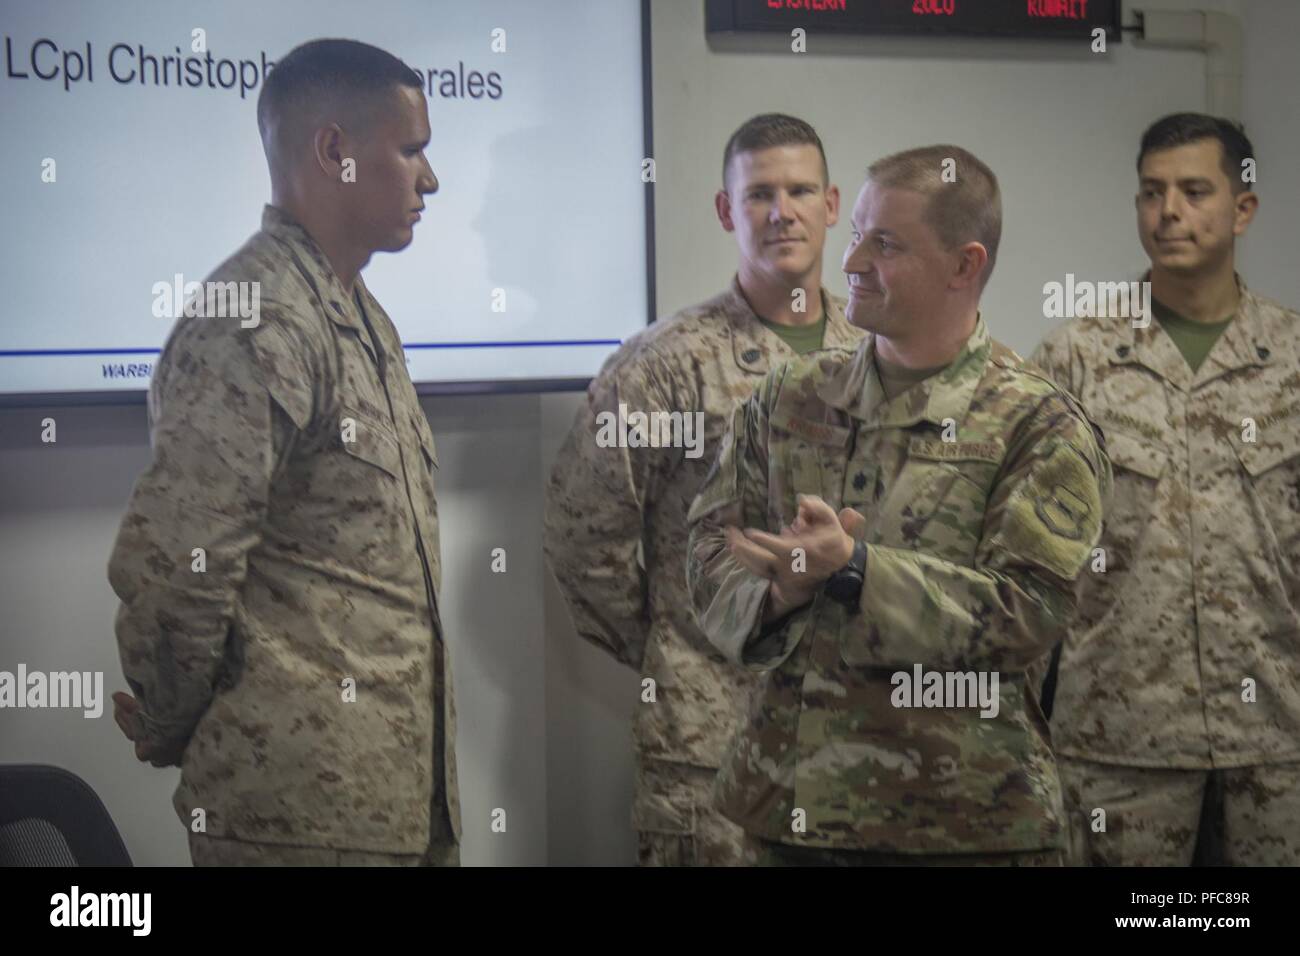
[545,114,862,865]
[1032,112,1300,866]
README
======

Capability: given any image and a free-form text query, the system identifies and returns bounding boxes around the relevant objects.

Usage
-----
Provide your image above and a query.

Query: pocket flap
[340,406,401,479]
[411,408,439,469]
[1102,428,1168,480]
[1232,429,1300,477]
[630,783,695,836]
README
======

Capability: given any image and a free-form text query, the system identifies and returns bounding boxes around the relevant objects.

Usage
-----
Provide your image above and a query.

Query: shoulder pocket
[999,441,1103,581]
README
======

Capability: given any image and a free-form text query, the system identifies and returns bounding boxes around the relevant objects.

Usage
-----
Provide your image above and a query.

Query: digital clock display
[706,0,1122,41]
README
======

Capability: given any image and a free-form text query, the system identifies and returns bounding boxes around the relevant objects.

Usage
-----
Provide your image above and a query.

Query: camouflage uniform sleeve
[686,372,815,671]
[1025,326,1091,695]
[856,392,1112,674]
[543,346,686,670]
[1028,322,1079,395]
[107,305,314,754]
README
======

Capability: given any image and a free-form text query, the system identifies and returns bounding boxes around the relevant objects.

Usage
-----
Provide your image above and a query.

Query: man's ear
[313,123,348,181]
[716,188,736,233]
[825,183,840,229]
[1233,189,1259,237]
[952,241,989,290]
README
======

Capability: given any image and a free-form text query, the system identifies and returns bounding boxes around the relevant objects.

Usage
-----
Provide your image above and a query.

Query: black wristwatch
[823,540,868,607]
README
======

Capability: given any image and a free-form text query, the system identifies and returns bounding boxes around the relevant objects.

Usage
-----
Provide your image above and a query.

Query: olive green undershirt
[874,352,949,403]
[1151,297,1236,374]
[758,314,826,355]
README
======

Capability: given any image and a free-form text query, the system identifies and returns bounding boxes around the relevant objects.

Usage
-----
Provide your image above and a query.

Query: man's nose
[1159,190,1183,220]
[769,190,794,223]
[843,238,872,274]
[419,157,438,196]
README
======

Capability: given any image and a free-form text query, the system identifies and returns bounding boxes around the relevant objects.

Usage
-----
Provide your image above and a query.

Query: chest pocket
[340,405,402,481]
[1098,428,1168,571]
[768,411,851,525]
[1231,420,1300,564]
[873,437,1000,564]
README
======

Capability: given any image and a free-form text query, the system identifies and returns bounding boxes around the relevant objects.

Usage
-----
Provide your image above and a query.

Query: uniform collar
[1110,271,1275,391]
[1192,280,1277,387]
[723,274,857,374]
[261,204,379,365]
[817,314,991,429]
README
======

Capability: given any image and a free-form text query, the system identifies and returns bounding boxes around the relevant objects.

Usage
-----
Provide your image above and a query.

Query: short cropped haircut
[257,38,421,151]
[722,113,829,190]
[1137,112,1255,193]
[866,145,1002,289]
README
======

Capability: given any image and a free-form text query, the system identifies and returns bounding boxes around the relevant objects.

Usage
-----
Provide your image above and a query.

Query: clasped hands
[112,691,186,768]
[724,493,867,622]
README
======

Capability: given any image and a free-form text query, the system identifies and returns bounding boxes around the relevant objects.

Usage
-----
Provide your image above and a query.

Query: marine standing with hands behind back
[108,39,459,866]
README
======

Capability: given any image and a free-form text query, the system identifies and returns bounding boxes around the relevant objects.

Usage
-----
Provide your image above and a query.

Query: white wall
[0,394,549,867]
[3,0,1296,867]
[1238,0,1300,308]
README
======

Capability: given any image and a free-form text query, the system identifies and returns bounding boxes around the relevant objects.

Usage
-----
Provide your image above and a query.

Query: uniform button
[1257,346,1271,359]
[742,348,761,363]
[1116,345,1130,358]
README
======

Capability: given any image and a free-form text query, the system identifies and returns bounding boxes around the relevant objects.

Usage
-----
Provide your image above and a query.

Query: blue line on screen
[0,340,624,357]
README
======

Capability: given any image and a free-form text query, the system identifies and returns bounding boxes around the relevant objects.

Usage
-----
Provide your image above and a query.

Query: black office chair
[0,764,133,866]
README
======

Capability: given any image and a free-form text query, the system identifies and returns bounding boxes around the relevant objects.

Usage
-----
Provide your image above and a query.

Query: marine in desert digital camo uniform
[108,40,458,866]
[1031,113,1300,866]
[545,115,862,865]
[687,146,1111,865]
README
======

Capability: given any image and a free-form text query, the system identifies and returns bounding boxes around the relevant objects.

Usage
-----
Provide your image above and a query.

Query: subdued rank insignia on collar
[1035,484,1090,541]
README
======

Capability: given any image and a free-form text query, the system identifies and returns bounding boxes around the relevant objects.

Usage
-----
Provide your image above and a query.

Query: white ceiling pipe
[1133,9,1244,120]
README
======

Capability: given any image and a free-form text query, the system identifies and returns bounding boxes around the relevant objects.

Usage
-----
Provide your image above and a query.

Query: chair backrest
[0,764,133,866]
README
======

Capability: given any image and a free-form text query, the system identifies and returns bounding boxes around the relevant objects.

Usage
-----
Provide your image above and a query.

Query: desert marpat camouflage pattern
[108,205,459,856]
[1031,280,1300,769]
[187,797,459,866]
[686,317,1112,854]
[631,760,759,866]
[545,278,861,863]
[1033,278,1300,866]
[1058,757,1300,866]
